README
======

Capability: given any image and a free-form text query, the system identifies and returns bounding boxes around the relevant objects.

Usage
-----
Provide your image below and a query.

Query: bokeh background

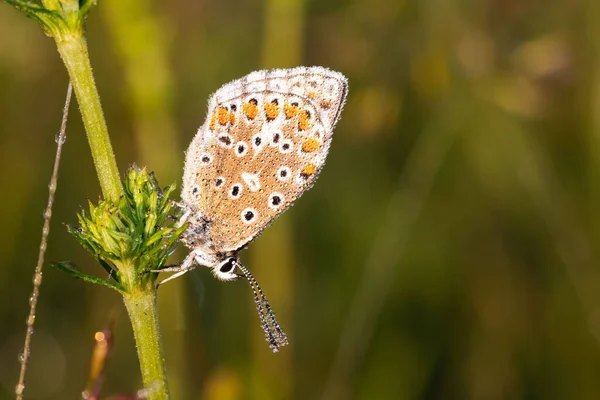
[1,0,600,399]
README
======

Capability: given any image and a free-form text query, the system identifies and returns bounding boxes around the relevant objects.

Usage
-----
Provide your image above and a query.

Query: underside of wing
[182,67,348,252]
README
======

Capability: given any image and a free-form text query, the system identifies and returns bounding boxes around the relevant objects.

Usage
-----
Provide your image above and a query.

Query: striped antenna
[235,261,288,352]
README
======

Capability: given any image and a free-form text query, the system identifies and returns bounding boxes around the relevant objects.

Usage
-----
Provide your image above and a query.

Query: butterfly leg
[176,207,191,228]
[156,251,197,287]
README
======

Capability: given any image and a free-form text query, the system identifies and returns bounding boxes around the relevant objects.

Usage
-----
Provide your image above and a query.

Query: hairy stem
[123,289,170,400]
[15,83,73,400]
[55,31,122,200]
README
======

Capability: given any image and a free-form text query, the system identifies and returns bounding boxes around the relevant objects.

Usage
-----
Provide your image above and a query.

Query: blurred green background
[2,0,600,399]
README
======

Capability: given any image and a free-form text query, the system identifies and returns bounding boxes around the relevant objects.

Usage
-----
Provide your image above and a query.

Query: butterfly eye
[220,258,235,273]
[213,257,241,281]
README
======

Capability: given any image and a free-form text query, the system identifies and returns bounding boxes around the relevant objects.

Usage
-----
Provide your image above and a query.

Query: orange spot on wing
[284,103,299,119]
[307,91,316,99]
[302,138,320,152]
[209,111,216,130]
[298,110,311,131]
[301,163,317,177]
[217,106,229,125]
[264,101,280,121]
[242,99,259,119]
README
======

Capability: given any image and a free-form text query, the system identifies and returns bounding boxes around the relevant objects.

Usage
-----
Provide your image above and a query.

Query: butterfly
[160,66,348,351]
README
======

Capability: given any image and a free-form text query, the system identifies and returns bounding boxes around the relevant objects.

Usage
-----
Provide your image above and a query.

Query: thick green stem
[55,32,123,200]
[54,26,168,398]
[123,289,170,400]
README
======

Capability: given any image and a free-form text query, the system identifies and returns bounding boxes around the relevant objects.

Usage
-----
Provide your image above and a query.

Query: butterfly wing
[182,66,348,253]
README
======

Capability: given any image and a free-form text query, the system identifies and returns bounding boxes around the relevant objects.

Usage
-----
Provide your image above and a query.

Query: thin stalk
[123,289,170,400]
[15,83,73,400]
[55,31,122,201]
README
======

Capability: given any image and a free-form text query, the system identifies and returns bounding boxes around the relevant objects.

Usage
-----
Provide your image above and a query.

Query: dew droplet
[33,273,43,286]
[54,131,66,144]
[26,315,35,326]
[43,209,52,219]
[18,349,29,364]
[15,383,25,395]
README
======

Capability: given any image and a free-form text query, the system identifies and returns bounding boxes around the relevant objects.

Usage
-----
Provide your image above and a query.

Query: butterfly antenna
[235,262,289,352]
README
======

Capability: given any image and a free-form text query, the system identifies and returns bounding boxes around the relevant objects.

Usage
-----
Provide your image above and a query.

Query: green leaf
[53,261,124,293]
[145,227,173,247]
[95,257,119,282]
[77,0,96,17]
[3,0,59,31]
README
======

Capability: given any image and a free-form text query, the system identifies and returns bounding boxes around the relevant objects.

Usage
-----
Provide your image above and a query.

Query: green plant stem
[55,31,122,201]
[123,289,170,400]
